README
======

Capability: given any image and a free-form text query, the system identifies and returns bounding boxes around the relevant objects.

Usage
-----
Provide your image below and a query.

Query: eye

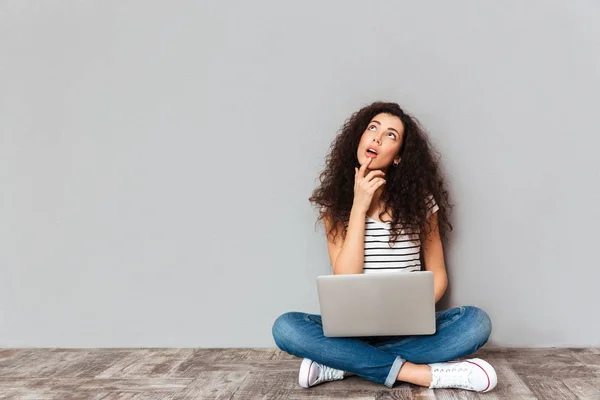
[388,132,396,139]
[368,125,376,131]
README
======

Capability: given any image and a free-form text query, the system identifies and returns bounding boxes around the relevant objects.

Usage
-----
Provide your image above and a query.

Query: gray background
[1,1,598,348]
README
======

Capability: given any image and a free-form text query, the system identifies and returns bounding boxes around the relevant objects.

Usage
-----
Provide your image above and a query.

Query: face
[356,113,404,173]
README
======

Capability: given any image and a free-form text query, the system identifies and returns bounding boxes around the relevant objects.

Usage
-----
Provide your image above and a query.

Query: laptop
[316,271,436,337]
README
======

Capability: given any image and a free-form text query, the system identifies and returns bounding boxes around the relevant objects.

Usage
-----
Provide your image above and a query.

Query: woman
[271,101,497,392]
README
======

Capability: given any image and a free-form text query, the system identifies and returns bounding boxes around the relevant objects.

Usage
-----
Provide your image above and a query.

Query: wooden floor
[0,347,599,399]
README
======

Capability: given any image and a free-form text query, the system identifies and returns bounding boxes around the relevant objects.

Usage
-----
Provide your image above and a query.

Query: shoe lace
[319,364,343,381]
[432,365,473,389]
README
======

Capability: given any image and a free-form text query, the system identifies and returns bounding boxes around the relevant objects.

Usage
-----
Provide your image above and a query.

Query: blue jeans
[272,305,492,388]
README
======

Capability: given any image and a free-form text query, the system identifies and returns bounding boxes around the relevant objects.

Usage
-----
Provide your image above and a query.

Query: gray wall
[1,1,598,348]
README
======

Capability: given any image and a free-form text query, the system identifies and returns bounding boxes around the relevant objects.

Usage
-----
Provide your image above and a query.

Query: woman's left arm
[422,212,448,303]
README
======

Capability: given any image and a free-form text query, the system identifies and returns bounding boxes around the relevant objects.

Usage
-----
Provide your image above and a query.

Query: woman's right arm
[324,157,386,275]
[325,206,368,275]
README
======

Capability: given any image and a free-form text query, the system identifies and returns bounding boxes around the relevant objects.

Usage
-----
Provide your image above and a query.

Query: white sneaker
[298,358,345,388]
[428,358,497,393]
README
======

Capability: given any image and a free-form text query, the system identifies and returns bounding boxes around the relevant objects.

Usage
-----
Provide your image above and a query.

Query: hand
[352,157,386,214]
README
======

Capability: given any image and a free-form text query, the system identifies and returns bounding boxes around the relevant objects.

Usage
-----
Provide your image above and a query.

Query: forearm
[332,207,367,275]
[433,273,448,304]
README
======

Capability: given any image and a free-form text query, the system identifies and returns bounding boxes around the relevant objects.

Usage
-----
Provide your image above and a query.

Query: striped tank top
[363,194,439,274]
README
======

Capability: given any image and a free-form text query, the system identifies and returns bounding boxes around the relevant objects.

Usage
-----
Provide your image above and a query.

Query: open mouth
[365,149,378,158]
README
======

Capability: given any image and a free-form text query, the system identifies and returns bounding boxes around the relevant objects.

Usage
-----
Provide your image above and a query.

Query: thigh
[367,306,481,364]
[353,308,459,345]
[311,309,456,348]
[297,313,418,353]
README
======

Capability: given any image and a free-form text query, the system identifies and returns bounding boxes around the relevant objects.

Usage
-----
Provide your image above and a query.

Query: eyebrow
[371,120,400,135]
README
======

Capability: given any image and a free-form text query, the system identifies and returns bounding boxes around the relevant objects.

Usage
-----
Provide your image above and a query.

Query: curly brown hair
[309,101,454,248]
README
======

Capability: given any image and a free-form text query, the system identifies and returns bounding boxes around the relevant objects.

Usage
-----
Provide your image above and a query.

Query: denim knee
[463,306,492,346]
[272,311,304,352]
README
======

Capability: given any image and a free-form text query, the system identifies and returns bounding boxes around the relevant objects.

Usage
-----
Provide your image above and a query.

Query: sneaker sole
[299,358,315,388]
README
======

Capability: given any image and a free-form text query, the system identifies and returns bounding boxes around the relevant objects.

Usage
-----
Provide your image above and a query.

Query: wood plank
[0,377,98,400]
[0,348,597,399]
[0,349,85,378]
[51,350,136,378]
[171,371,248,400]
[568,347,600,365]
[522,376,578,400]
[77,377,193,393]
[93,349,195,379]
[484,358,537,399]
[561,377,600,399]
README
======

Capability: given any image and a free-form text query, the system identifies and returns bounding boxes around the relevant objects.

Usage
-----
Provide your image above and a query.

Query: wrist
[351,204,368,216]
